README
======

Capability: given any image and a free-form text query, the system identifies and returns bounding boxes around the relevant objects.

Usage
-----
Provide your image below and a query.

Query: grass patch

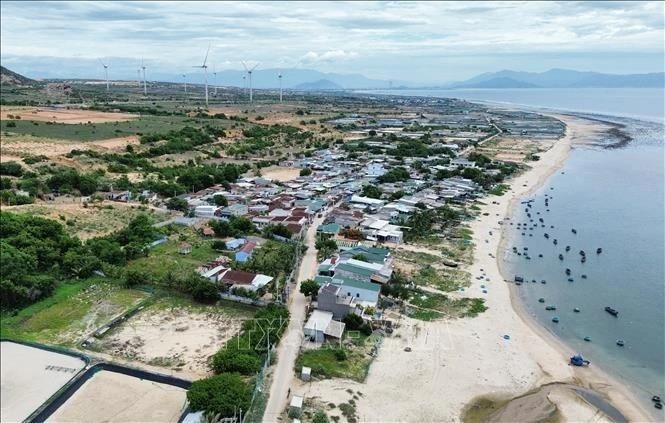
[150,292,256,318]
[413,264,470,292]
[488,183,510,196]
[407,292,487,321]
[0,278,149,345]
[296,345,372,382]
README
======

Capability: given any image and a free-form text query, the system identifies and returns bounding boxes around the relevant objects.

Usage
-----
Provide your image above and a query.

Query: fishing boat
[553,239,558,245]
[552,317,560,323]
[584,336,591,342]
[605,306,619,317]
[572,228,577,234]
[573,307,581,312]
[545,305,557,311]
[597,248,603,254]
[565,268,571,276]
[558,254,564,260]
[538,298,545,303]
[565,246,571,252]
[616,340,625,347]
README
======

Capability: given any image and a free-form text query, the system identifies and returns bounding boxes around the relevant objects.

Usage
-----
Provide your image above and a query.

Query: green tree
[167,197,189,212]
[361,185,382,199]
[299,279,320,297]
[300,167,312,176]
[211,195,228,207]
[122,268,148,288]
[211,348,261,375]
[187,374,252,417]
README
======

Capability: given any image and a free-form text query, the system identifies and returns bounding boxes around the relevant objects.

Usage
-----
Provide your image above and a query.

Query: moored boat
[605,306,619,317]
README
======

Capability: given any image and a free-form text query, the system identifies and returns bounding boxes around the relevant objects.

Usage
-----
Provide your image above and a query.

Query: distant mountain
[450,68,665,88]
[0,66,36,85]
[294,79,343,91]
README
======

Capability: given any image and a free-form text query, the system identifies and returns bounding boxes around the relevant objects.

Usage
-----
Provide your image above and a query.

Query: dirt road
[262,212,327,422]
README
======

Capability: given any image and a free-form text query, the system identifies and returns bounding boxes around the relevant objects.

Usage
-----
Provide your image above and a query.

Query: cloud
[300,50,358,64]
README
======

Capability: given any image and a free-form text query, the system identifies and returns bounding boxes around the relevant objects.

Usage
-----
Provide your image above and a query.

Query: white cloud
[300,50,358,64]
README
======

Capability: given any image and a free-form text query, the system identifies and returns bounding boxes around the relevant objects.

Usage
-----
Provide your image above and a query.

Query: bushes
[211,348,261,375]
[166,197,189,212]
[299,279,320,297]
[0,161,23,177]
[187,373,252,417]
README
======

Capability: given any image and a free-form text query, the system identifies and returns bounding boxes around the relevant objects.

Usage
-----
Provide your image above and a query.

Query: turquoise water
[365,88,665,414]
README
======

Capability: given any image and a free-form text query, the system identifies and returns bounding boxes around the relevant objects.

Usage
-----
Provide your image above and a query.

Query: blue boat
[570,354,590,366]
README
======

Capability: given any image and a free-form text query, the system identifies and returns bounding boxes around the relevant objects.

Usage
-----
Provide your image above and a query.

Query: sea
[367,88,665,415]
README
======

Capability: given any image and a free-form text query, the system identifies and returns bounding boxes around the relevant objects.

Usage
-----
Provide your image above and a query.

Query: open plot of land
[0,133,140,160]
[97,296,255,375]
[1,341,86,423]
[46,370,187,423]
[0,279,150,345]
[258,165,301,182]
[3,202,171,239]
[1,106,138,124]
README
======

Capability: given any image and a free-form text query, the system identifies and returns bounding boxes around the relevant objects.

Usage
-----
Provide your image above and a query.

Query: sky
[1,1,664,84]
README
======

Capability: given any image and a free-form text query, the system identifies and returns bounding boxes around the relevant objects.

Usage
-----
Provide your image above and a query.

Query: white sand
[1,341,86,422]
[290,114,652,422]
[47,370,187,423]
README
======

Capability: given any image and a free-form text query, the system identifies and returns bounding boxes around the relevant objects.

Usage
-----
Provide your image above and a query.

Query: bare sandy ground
[0,135,138,159]
[47,370,187,423]
[100,307,245,376]
[260,166,302,182]
[288,114,651,422]
[1,341,86,422]
[1,106,137,124]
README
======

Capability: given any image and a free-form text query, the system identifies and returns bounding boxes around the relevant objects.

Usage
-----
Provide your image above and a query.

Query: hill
[0,66,36,85]
[294,79,344,91]
[450,68,665,88]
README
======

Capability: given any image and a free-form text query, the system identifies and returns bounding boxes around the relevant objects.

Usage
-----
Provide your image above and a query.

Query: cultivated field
[46,370,187,422]
[0,341,86,422]
[96,296,255,376]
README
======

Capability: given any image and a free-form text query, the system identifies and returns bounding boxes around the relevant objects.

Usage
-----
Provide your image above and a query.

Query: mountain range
[447,68,665,89]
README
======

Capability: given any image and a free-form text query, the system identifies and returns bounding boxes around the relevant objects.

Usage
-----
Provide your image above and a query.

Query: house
[105,190,131,202]
[225,238,246,250]
[194,205,219,218]
[317,283,355,319]
[365,162,386,177]
[450,158,477,169]
[317,223,341,236]
[350,195,385,208]
[315,274,380,307]
[178,242,192,255]
[201,226,215,237]
[218,269,273,292]
[235,241,257,262]
[221,204,249,217]
[200,265,226,282]
[304,310,345,343]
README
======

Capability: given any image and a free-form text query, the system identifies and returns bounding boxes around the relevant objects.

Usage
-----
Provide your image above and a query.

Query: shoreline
[488,112,654,422]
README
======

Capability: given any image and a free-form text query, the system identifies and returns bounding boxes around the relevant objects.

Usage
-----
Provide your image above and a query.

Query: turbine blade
[203,42,211,66]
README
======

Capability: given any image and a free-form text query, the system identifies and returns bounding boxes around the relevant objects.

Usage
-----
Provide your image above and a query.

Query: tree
[361,185,382,199]
[263,223,292,239]
[313,411,329,423]
[211,348,261,375]
[299,167,312,176]
[210,220,233,237]
[0,161,23,177]
[368,129,377,137]
[229,216,256,235]
[300,279,320,297]
[122,268,147,288]
[167,197,189,212]
[315,237,337,259]
[62,249,99,278]
[187,374,252,417]
[187,275,219,303]
[211,194,228,207]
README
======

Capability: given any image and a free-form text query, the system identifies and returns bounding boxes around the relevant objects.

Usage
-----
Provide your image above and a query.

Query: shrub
[187,374,252,417]
[211,349,261,375]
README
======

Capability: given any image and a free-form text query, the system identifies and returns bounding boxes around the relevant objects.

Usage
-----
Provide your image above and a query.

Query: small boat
[546,305,557,311]
[526,256,531,260]
[565,268,571,276]
[616,340,625,347]
[652,395,661,403]
[605,306,619,316]
[553,239,558,245]
[565,246,571,252]
[539,218,544,223]
[597,248,603,254]
[581,256,586,263]
[538,254,543,258]
[541,279,546,284]
[570,354,590,366]
[573,307,581,313]
[544,233,550,239]
[531,279,537,283]
[572,229,577,234]
[580,250,586,256]
[558,254,564,260]
[584,336,591,342]
[538,298,545,303]
[552,317,560,323]
[567,278,574,282]
[656,402,663,410]
[524,247,528,250]
[581,274,587,279]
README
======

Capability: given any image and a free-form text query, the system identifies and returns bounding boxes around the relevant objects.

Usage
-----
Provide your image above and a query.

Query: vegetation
[187,373,252,417]
[300,279,320,297]
[240,240,297,277]
[361,184,382,199]
[296,344,372,382]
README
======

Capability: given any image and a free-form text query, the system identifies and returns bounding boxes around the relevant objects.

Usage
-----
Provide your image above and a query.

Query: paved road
[262,212,327,422]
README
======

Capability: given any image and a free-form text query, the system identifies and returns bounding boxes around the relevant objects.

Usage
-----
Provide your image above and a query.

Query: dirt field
[0,134,139,160]
[1,341,86,422]
[1,106,137,124]
[259,165,302,182]
[98,299,250,376]
[46,370,187,423]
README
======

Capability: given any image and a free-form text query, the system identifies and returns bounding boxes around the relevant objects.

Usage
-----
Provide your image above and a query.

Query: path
[262,211,328,422]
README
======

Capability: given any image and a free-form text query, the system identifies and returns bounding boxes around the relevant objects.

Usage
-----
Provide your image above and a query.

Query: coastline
[489,112,654,422]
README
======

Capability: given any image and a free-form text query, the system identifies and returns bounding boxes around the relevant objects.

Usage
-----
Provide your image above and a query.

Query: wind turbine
[213,65,218,96]
[136,65,141,87]
[141,58,147,96]
[182,74,188,96]
[278,72,283,103]
[242,74,246,96]
[99,59,110,92]
[193,44,211,107]
[242,61,259,103]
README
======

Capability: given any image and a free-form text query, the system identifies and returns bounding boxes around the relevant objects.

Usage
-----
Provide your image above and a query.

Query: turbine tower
[99,59,109,92]
[278,73,283,103]
[242,61,259,103]
[141,58,147,96]
[182,74,187,95]
[193,44,211,107]
[213,65,218,96]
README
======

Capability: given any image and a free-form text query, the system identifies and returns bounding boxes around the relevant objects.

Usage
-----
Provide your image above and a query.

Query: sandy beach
[293,113,653,422]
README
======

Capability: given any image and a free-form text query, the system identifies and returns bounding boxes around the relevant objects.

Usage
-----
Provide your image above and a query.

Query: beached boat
[570,354,590,366]
[605,306,619,317]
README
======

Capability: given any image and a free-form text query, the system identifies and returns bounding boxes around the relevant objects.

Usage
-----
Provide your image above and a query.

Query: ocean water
[502,116,664,409]
[366,88,665,413]
[366,88,665,124]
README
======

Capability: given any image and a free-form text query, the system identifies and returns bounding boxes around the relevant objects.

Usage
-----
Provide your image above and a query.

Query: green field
[408,292,487,321]
[296,346,373,382]
[0,278,150,345]
[2,114,234,141]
